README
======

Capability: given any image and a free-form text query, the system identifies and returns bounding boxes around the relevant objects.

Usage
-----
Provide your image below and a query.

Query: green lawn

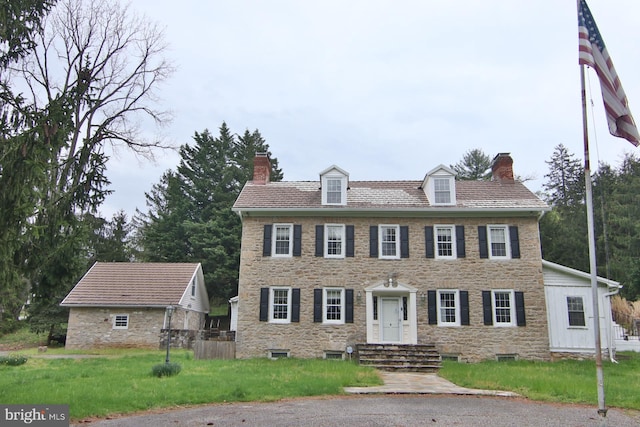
[439,352,640,410]
[0,350,381,420]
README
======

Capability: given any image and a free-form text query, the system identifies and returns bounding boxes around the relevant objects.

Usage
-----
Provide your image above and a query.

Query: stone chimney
[252,152,271,184]
[491,153,515,182]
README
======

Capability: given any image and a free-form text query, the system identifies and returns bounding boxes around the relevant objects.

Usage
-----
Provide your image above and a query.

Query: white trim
[271,224,293,257]
[323,288,345,324]
[378,224,400,259]
[437,289,460,326]
[365,281,418,345]
[113,314,129,329]
[324,224,345,258]
[487,224,511,259]
[434,224,457,259]
[320,167,348,206]
[492,290,516,327]
[269,287,292,323]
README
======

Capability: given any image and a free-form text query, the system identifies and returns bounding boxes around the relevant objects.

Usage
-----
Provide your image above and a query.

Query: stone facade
[65,307,204,349]
[235,214,550,362]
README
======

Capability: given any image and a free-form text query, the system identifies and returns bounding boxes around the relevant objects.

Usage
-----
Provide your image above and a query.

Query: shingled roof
[233,180,549,213]
[61,262,203,308]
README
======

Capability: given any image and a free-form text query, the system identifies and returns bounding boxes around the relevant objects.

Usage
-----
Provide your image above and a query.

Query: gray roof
[60,262,201,307]
[233,180,549,214]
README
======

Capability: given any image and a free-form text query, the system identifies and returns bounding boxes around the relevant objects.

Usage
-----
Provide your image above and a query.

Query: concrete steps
[357,343,441,372]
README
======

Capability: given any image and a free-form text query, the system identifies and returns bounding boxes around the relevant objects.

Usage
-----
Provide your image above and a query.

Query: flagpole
[579,61,607,421]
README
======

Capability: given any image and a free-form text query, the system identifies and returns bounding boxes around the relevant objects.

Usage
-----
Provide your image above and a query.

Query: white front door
[381,297,401,343]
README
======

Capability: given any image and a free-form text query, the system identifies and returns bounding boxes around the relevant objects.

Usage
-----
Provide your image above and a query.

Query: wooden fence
[193,340,236,360]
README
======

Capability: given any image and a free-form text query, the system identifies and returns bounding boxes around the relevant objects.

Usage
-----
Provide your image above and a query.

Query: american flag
[578,0,639,146]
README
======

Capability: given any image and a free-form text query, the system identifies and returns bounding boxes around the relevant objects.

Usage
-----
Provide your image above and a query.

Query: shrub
[0,354,28,366]
[151,362,181,377]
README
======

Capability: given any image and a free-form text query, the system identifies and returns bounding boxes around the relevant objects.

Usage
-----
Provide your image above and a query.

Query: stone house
[231,153,554,362]
[61,262,209,349]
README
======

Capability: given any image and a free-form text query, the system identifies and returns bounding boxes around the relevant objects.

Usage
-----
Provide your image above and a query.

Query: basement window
[440,354,460,362]
[324,351,344,360]
[268,350,290,359]
[496,354,518,362]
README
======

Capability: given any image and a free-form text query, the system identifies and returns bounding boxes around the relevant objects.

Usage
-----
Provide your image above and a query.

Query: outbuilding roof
[60,262,205,308]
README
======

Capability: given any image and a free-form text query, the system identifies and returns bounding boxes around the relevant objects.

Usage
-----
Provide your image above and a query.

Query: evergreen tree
[539,145,589,273]
[542,144,585,207]
[136,122,282,304]
[450,148,492,180]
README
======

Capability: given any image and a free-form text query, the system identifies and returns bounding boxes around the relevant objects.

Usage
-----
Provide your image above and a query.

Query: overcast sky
[101,0,640,219]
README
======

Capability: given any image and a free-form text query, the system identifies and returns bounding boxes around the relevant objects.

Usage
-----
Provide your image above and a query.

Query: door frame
[365,281,418,345]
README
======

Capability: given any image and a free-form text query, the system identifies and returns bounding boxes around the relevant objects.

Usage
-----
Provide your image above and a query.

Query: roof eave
[232,206,550,218]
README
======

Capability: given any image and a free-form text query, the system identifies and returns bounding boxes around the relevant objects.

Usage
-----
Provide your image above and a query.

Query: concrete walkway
[344,371,519,397]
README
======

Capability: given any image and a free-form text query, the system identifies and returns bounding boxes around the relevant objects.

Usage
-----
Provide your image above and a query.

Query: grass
[0,350,382,421]
[439,352,640,410]
[0,324,48,349]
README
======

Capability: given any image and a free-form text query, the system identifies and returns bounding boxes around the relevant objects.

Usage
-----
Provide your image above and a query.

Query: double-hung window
[493,290,515,326]
[437,290,460,326]
[325,224,345,258]
[272,224,293,257]
[379,225,400,259]
[434,178,452,204]
[269,287,291,323]
[488,225,510,259]
[323,288,345,324]
[567,296,586,327]
[113,314,129,329]
[326,178,342,204]
[435,225,455,259]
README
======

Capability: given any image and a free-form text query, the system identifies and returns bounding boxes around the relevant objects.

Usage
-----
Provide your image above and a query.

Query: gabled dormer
[422,165,457,206]
[320,165,349,206]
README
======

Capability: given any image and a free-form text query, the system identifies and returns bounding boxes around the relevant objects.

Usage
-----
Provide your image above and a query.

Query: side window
[258,287,300,324]
[479,225,520,259]
[113,314,129,329]
[567,296,586,327]
[488,225,509,259]
[273,224,293,257]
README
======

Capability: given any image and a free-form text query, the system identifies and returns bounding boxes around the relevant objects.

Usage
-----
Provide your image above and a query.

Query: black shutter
[425,226,435,258]
[293,225,302,257]
[515,291,526,326]
[400,226,409,258]
[259,288,269,321]
[291,288,301,322]
[262,225,272,256]
[456,225,466,258]
[345,289,354,323]
[482,291,493,325]
[460,291,470,325]
[509,226,521,259]
[369,226,378,258]
[315,225,324,257]
[478,226,489,259]
[427,290,437,325]
[346,225,355,257]
[313,289,322,323]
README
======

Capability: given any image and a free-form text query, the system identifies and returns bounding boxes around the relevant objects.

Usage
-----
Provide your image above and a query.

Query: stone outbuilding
[61,262,209,349]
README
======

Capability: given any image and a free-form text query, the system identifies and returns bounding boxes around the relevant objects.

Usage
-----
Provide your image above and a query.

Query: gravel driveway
[74,395,640,427]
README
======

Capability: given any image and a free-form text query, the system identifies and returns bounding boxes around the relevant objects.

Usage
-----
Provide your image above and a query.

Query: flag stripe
[578,0,639,146]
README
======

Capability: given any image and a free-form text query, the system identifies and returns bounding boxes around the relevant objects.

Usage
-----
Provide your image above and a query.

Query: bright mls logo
[1,405,68,426]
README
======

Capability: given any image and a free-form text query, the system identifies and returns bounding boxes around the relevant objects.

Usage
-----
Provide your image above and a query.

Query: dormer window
[434,178,452,204]
[422,165,456,206]
[320,165,348,206]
